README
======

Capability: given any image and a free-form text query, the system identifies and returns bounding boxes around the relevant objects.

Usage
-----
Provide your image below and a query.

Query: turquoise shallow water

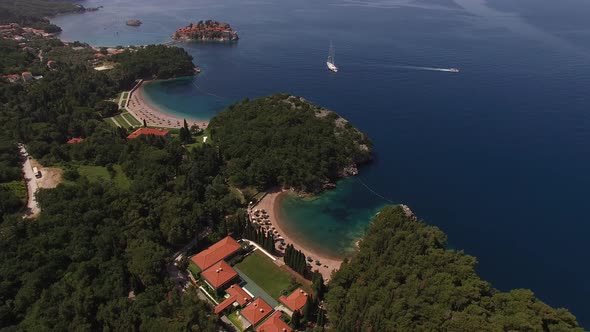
[141,78,232,122]
[279,178,388,258]
[52,0,590,325]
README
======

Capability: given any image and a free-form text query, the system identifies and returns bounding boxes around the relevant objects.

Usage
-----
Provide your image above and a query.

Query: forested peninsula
[209,94,372,193]
[0,0,92,33]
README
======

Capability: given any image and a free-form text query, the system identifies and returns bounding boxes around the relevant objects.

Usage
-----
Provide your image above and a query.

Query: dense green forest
[325,205,582,331]
[209,94,373,192]
[0,11,584,330]
[110,45,196,89]
[0,140,241,330]
[0,40,234,330]
[0,0,84,32]
[0,39,36,75]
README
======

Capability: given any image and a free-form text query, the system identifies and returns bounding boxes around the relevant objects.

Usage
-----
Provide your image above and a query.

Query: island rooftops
[214,284,253,314]
[127,127,169,139]
[241,298,273,326]
[256,311,293,332]
[201,260,238,290]
[190,236,241,270]
[278,288,308,312]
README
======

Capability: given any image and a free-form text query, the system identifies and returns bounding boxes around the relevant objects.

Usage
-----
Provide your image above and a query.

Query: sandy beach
[251,189,344,280]
[126,81,209,129]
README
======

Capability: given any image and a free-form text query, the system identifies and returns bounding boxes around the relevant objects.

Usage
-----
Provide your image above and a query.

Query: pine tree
[291,310,302,329]
[303,295,314,322]
[143,119,147,127]
[316,308,326,327]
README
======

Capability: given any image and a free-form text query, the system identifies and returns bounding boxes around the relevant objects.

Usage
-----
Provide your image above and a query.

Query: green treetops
[209,94,373,193]
[325,205,582,331]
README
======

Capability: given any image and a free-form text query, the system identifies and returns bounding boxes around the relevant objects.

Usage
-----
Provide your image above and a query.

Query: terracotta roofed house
[21,71,33,82]
[190,236,241,270]
[278,288,308,313]
[256,311,293,332]
[66,137,84,144]
[200,260,239,290]
[240,298,273,327]
[214,284,253,314]
[127,128,170,139]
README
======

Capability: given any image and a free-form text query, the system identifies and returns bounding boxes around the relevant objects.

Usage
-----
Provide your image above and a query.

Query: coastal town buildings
[188,236,296,331]
[127,127,170,139]
[256,311,293,332]
[240,298,274,327]
[21,71,33,83]
[278,288,308,315]
[66,137,84,144]
[190,236,241,270]
[200,260,239,291]
[214,284,252,314]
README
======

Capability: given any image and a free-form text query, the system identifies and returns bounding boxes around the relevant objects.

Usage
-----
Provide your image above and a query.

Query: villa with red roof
[214,284,253,314]
[201,260,239,291]
[127,127,170,139]
[190,236,241,270]
[66,137,84,144]
[240,298,273,327]
[278,288,308,315]
[256,311,293,332]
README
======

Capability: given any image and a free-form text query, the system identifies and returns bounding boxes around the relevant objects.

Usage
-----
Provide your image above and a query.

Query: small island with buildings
[126,19,142,27]
[173,20,238,42]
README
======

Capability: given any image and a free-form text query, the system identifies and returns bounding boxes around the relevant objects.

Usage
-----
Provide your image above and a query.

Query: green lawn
[77,164,131,189]
[235,250,292,299]
[122,112,141,126]
[113,114,131,128]
[104,117,118,127]
[188,261,201,278]
[227,311,245,331]
[185,129,213,149]
[1,180,27,202]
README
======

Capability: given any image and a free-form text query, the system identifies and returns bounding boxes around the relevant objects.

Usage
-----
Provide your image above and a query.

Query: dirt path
[19,145,63,219]
[19,145,39,218]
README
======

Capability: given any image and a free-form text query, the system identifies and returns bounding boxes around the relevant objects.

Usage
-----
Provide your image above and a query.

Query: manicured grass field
[235,250,292,299]
[122,112,141,126]
[227,311,245,331]
[113,114,131,128]
[188,261,201,277]
[77,164,131,189]
[104,117,118,127]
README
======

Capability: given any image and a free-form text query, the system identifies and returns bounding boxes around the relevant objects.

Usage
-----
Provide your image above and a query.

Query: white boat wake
[392,65,460,72]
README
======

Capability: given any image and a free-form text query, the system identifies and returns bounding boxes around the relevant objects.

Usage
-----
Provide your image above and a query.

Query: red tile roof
[201,261,238,290]
[190,236,241,270]
[127,127,169,139]
[256,311,292,332]
[66,137,84,144]
[214,284,253,314]
[241,298,273,326]
[278,288,308,312]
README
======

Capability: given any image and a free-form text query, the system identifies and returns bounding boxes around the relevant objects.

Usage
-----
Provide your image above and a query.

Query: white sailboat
[327,42,338,72]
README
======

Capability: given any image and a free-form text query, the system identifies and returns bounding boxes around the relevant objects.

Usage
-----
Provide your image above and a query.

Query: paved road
[19,145,40,217]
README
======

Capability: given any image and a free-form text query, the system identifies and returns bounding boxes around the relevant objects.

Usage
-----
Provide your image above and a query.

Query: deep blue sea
[53,0,590,325]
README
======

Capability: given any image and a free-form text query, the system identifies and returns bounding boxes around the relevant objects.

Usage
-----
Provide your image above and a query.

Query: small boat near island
[327,41,338,72]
